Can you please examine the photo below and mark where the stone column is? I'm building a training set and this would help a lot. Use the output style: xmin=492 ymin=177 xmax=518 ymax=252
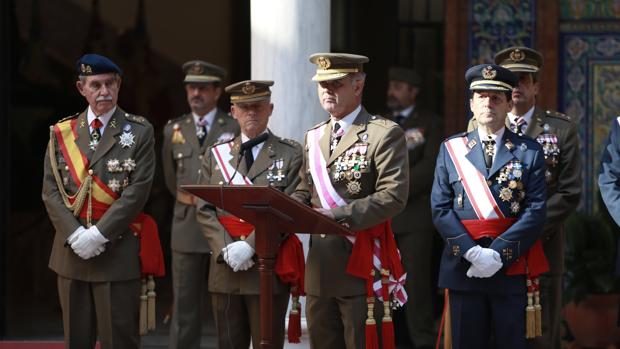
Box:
xmin=251 ymin=0 xmax=330 ymax=143
xmin=251 ymin=1 xmax=330 ymax=341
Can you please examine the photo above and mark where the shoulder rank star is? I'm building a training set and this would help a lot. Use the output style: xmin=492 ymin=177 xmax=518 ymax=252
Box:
xmin=119 ymin=131 xmax=136 ymax=148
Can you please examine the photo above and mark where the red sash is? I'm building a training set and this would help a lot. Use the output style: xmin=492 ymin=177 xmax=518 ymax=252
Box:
xmin=55 ymin=118 xmax=165 ymax=277
xmin=461 ymin=218 xmax=549 ymax=277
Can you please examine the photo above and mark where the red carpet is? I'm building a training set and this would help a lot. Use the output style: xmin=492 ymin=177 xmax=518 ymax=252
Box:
xmin=0 ymin=342 xmax=100 ymax=348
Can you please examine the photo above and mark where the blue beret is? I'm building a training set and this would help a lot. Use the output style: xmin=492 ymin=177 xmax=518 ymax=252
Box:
xmin=76 ymin=54 xmax=123 ymax=76
xmin=465 ymin=64 xmax=516 ymax=92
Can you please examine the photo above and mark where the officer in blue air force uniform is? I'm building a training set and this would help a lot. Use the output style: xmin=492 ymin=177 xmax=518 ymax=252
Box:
xmin=431 ymin=64 xmax=547 ymax=349
xmin=600 ymin=116 xmax=620 ymax=227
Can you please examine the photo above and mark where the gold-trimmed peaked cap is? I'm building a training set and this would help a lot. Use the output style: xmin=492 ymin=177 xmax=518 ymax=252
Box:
xmin=225 ymin=80 xmax=273 ymax=103
xmin=309 ymin=53 xmax=369 ymax=82
xmin=182 ymin=60 xmax=226 ymax=83
xmin=466 ymin=64 xmax=517 ymax=92
xmin=494 ymin=46 xmax=543 ymax=73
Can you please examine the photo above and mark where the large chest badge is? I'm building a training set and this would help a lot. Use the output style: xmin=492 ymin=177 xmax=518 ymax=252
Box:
xmin=495 ymin=160 xmax=525 ymax=215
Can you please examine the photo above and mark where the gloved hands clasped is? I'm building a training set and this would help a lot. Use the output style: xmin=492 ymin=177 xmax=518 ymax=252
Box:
xmin=67 ymin=225 xmax=108 ymax=260
xmin=463 ymin=245 xmax=503 ymax=278
xmin=222 ymin=240 xmax=255 ymax=272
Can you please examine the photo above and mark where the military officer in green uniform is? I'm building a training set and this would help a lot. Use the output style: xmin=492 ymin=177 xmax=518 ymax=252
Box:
xmin=43 ymin=54 xmax=157 ymax=348
xmin=468 ymin=47 xmax=581 ymax=348
xmin=385 ymin=67 xmax=441 ymax=349
xmin=162 ymin=60 xmax=239 ymax=349
xmin=292 ymin=53 xmax=409 ymax=349
xmin=196 ymin=80 xmax=303 ymax=349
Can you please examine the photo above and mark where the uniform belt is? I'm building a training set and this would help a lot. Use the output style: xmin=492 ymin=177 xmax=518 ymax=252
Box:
xmin=461 ymin=218 xmax=548 ymax=276
xmin=176 ymin=189 xmax=197 ymax=206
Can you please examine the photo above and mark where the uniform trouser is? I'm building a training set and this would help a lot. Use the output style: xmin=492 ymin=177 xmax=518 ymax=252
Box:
xmin=306 ymin=294 xmax=385 ymax=349
xmin=57 ymin=276 xmax=140 ymax=349
xmin=169 ymin=250 xmax=210 ymax=349
xmin=450 ymin=290 xmax=527 ymax=349
xmin=529 ymin=228 xmax=564 ymax=349
xmin=211 ymin=292 xmax=289 ymax=349
xmin=395 ymin=229 xmax=436 ymax=347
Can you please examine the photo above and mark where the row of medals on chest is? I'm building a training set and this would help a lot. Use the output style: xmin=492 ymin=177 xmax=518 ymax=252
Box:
xmin=494 ymin=160 xmax=525 ymax=215
xmin=333 ymin=143 xmax=368 ymax=195
xmin=59 ymin=156 xmax=135 ymax=194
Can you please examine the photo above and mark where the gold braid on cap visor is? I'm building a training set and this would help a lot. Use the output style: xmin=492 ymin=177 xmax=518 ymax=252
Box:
xmin=470 ymin=80 xmax=514 ymax=91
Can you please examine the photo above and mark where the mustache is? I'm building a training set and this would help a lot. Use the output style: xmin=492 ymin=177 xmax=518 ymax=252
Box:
xmin=96 ymin=96 xmax=113 ymax=102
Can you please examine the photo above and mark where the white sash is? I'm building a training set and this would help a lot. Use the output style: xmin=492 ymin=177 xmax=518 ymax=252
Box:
xmin=211 ymin=141 xmax=252 ymax=185
xmin=444 ymin=137 xmax=505 ymax=219
xmin=616 ymin=116 xmax=620 ymax=127
xmin=307 ymin=124 xmax=407 ymax=306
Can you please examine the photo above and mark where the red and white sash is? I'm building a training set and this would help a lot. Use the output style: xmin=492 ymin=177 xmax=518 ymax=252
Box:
xmin=445 ymin=136 xmax=505 ymax=219
xmin=307 ymin=124 xmax=407 ymax=305
xmin=211 ymin=141 xmax=252 ymax=185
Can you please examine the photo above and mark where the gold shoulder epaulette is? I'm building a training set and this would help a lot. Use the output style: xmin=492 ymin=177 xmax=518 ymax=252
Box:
xmin=545 ymin=109 xmax=571 ymax=121
xmin=126 ymin=113 xmax=147 ymax=124
xmin=166 ymin=114 xmax=189 ymax=125
xmin=279 ymin=137 xmax=301 ymax=148
xmin=309 ymin=119 xmax=330 ymax=130
xmin=57 ymin=112 xmax=80 ymax=124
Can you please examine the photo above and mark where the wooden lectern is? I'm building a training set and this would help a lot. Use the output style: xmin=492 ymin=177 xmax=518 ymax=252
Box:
xmin=181 ymin=184 xmax=351 ymax=349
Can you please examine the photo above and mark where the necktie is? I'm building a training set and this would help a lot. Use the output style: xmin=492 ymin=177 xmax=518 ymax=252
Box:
xmin=241 ymin=133 xmax=269 ymax=171
xmin=196 ymin=117 xmax=208 ymax=146
xmin=330 ymin=122 xmax=344 ymax=154
xmin=511 ymin=116 xmax=526 ymax=134
xmin=90 ymin=117 xmax=103 ymax=149
xmin=482 ymin=136 xmax=495 ymax=170
xmin=395 ymin=114 xmax=406 ymax=128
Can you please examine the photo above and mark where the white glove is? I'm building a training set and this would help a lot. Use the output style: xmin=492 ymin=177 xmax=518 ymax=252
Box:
xmin=222 ymin=241 xmax=255 ymax=272
xmin=236 ymin=259 xmax=255 ymax=272
xmin=464 ymin=245 xmax=503 ymax=278
xmin=66 ymin=226 xmax=86 ymax=245
xmin=71 ymin=225 xmax=108 ymax=260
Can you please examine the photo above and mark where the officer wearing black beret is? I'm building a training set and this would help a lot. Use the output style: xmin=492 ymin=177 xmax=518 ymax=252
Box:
xmin=432 ymin=64 xmax=548 ymax=349
xmin=43 ymin=53 xmax=160 ymax=348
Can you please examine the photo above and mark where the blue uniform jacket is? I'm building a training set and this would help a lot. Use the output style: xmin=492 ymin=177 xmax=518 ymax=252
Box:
xmin=599 ymin=117 xmax=620 ymax=227
xmin=431 ymin=128 xmax=547 ymax=293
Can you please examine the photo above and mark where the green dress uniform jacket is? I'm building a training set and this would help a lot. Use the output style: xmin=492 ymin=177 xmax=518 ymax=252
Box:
xmin=195 ymin=132 xmax=302 ymax=349
xmin=293 ymin=108 xmax=409 ymax=297
xmin=44 ymin=107 xmax=155 ymax=282
xmin=196 ymin=132 xmax=303 ymax=294
xmin=42 ymin=107 xmax=155 ymax=349
xmin=162 ymin=110 xmax=239 ymax=253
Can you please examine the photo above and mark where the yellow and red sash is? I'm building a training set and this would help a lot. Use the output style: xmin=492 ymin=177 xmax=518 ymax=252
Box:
xmin=54 ymin=119 xmax=164 ymax=277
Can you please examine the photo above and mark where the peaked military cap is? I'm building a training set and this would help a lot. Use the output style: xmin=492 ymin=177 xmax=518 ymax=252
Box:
xmin=388 ymin=67 xmax=422 ymax=87
xmin=183 ymin=60 xmax=226 ymax=83
xmin=465 ymin=64 xmax=517 ymax=92
xmin=309 ymin=53 xmax=369 ymax=82
xmin=76 ymin=54 xmax=122 ymax=76
xmin=225 ymin=80 xmax=273 ymax=103
xmin=494 ymin=46 xmax=543 ymax=73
